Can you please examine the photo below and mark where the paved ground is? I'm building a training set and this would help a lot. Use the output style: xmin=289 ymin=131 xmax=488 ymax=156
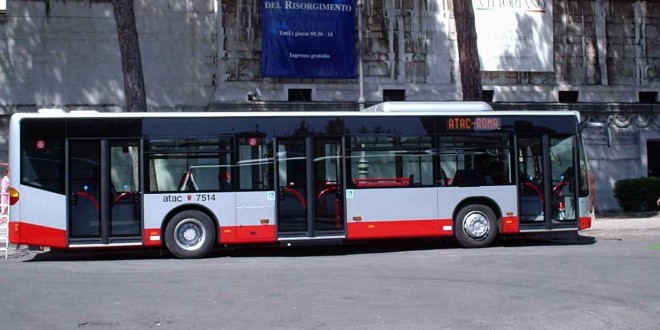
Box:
xmin=587 ymin=213 xmax=660 ymax=238
xmin=590 ymin=213 xmax=660 ymax=230
xmin=3 ymin=214 xmax=659 ymax=261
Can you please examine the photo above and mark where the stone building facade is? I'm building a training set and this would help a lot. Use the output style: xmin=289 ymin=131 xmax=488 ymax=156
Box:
xmin=0 ymin=0 xmax=658 ymax=212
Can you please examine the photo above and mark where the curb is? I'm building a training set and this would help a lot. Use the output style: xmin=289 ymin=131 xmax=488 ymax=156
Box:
xmin=591 ymin=214 xmax=660 ymax=231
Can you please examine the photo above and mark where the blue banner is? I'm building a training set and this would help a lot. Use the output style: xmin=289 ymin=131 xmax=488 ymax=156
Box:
xmin=262 ymin=0 xmax=356 ymax=78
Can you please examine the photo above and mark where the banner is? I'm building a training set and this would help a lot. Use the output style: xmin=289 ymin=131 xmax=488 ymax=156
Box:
xmin=261 ymin=0 xmax=356 ymax=78
xmin=473 ymin=0 xmax=554 ymax=72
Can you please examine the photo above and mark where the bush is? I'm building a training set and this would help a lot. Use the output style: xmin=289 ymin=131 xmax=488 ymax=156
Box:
xmin=613 ymin=177 xmax=660 ymax=212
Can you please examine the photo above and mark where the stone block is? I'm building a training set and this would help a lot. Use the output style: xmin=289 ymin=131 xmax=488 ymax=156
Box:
xmin=48 ymin=1 xmax=112 ymax=18
xmin=579 ymin=86 xmax=637 ymax=103
xmin=140 ymin=16 xmax=171 ymax=35
xmin=169 ymin=0 xmax=195 ymax=13
xmin=493 ymin=86 xmax=557 ymax=103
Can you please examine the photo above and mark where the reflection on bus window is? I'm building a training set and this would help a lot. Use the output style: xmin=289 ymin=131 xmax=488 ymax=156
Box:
xmin=439 ymin=135 xmax=512 ymax=187
xmin=21 ymin=138 xmax=65 ymax=193
xmin=237 ymin=137 xmax=272 ymax=191
xmin=550 ymin=136 xmax=577 ymax=221
xmin=146 ymin=139 xmax=233 ymax=192
xmin=518 ymin=137 xmax=544 ymax=222
xmin=347 ymin=136 xmax=434 ymax=188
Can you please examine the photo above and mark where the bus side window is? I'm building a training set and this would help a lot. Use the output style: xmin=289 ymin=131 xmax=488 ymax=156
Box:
xmin=237 ymin=138 xmax=272 ymax=191
xmin=178 ymin=170 xmax=198 ymax=191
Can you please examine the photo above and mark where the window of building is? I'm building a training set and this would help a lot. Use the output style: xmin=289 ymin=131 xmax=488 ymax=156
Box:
xmin=383 ymin=89 xmax=406 ymax=102
xmin=558 ymin=91 xmax=579 ymax=103
xmin=639 ymin=92 xmax=657 ymax=104
xmin=288 ymin=89 xmax=312 ymax=102
xmin=482 ymin=90 xmax=494 ymax=102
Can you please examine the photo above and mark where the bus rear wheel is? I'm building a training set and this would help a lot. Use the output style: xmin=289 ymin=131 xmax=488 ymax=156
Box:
xmin=165 ymin=210 xmax=215 ymax=259
xmin=454 ymin=204 xmax=497 ymax=248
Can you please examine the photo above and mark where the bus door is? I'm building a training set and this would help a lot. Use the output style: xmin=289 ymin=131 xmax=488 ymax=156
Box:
xmin=68 ymin=139 xmax=142 ymax=245
xmin=517 ymin=135 xmax=578 ymax=230
xmin=276 ymin=137 xmax=345 ymax=238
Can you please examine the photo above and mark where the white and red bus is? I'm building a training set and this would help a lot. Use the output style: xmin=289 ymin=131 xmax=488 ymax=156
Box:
xmin=7 ymin=102 xmax=594 ymax=258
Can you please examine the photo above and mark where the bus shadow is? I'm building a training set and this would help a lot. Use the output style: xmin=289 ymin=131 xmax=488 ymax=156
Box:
xmin=26 ymin=233 xmax=597 ymax=262
xmin=497 ymin=232 xmax=597 ymax=247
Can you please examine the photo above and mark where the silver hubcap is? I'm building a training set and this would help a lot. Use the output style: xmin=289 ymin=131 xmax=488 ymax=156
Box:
xmin=174 ymin=218 xmax=206 ymax=251
xmin=462 ymin=211 xmax=489 ymax=239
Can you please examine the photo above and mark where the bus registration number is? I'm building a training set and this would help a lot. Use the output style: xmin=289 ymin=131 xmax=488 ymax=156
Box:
xmin=162 ymin=194 xmax=216 ymax=203
xmin=195 ymin=194 xmax=216 ymax=202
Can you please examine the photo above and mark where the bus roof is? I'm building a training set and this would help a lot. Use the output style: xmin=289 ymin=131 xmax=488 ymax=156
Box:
xmin=13 ymin=103 xmax=580 ymax=120
xmin=362 ymin=101 xmax=493 ymax=112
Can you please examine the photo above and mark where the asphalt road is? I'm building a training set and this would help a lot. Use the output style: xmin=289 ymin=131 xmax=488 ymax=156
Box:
xmin=1 ymin=218 xmax=659 ymax=330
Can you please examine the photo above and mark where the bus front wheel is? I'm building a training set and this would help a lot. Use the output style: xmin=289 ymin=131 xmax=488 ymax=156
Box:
xmin=454 ymin=204 xmax=497 ymax=248
xmin=165 ymin=210 xmax=216 ymax=259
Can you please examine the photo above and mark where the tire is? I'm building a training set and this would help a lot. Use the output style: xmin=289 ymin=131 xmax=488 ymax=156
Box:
xmin=454 ymin=204 xmax=497 ymax=248
xmin=164 ymin=210 xmax=216 ymax=259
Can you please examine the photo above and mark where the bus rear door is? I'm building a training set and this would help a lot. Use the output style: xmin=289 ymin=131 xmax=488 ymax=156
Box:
xmin=275 ymin=137 xmax=345 ymax=239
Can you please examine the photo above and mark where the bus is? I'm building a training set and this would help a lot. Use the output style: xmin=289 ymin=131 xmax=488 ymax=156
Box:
xmin=7 ymin=102 xmax=595 ymax=258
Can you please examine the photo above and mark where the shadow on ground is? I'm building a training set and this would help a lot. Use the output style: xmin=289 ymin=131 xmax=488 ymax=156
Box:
xmin=23 ymin=233 xmax=597 ymax=262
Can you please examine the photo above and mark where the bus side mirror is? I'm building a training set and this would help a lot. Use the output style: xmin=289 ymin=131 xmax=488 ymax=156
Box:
xmin=579 ymin=120 xmax=611 ymax=147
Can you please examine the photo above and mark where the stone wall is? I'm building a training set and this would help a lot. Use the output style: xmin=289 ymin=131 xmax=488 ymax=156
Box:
xmin=484 ymin=0 xmax=660 ymax=103
xmin=0 ymin=0 xmax=657 ymax=108
xmin=0 ymin=0 xmax=216 ymax=111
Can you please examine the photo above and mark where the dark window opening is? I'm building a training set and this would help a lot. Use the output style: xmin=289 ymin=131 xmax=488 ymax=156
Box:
xmin=647 ymin=141 xmax=660 ymax=177
xmin=482 ymin=90 xmax=494 ymax=102
xmin=288 ymin=89 xmax=312 ymax=102
xmin=639 ymin=92 xmax=657 ymax=104
xmin=383 ymin=89 xmax=406 ymax=102
xmin=558 ymin=91 xmax=579 ymax=103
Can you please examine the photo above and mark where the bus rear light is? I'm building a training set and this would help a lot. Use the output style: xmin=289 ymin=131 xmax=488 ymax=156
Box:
xmin=8 ymin=187 xmax=19 ymax=205
xmin=579 ymin=217 xmax=592 ymax=230
xmin=501 ymin=217 xmax=519 ymax=234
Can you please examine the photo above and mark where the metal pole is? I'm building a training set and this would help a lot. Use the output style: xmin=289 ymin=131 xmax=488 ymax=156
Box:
xmin=357 ymin=0 xmax=365 ymax=111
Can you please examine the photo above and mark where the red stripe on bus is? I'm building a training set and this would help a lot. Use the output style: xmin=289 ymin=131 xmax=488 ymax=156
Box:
xmin=220 ymin=225 xmax=276 ymax=244
xmin=578 ymin=216 xmax=592 ymax=230
xmin=8 ymin=221 xmax=67 ymax=248
xmin=143 ymin=228 xmax=162 ymax=247
xmin=347 ymin=219 xmax=453 ymax=240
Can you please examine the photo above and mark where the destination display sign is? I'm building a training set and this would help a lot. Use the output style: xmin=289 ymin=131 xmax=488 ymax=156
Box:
xmin=447 ymin=117 xmax=501 ymax=131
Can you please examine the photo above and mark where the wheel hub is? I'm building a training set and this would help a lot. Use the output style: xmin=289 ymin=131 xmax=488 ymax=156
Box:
xmin=463 ymin=211 xmax=489 ymax=239
xmin=183 ymin=228 xmax=198 ymax=241
xmin=174 ymin=218 xmax=206 ymax=251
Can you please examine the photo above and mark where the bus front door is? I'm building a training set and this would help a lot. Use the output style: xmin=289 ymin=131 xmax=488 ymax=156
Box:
xmin=68 ymin=139 xmax=143 ymax=245
xmin=517 ymin=135 xmax=578 ymax=231
xmin=276 ymin=137 xmax=345 ymax=238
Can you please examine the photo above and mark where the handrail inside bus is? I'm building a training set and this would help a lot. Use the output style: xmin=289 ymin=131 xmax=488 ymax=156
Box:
xmin=353 ymin=177 xmax=412 ymax=188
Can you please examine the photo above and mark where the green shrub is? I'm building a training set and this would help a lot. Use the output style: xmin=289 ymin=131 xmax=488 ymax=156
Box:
xmin=613 ymin=177 xmax=660 ymax=212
